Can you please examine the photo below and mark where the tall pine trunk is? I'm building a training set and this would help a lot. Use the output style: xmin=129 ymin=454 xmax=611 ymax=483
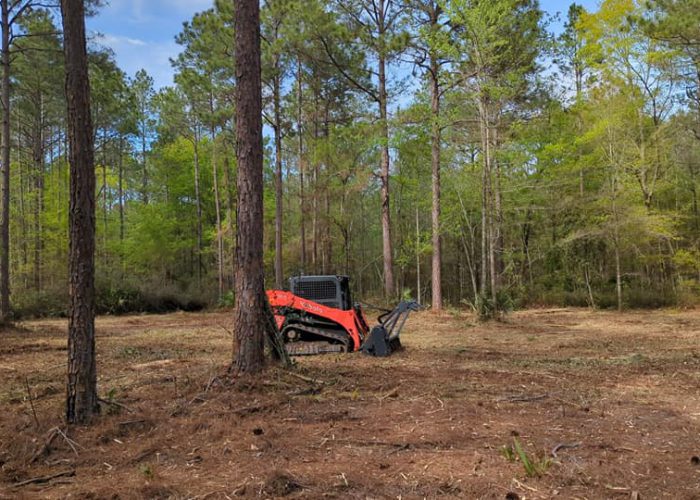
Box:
xmin=62 ymin=0 xmax=99 ymax=424
xmin=32 ymin=93 xmax=44 ymax=292
xmin=193 ymin=133 xmax=203 ymax=287
xmin=429 ymin=52 xmax=442 ymax=311
xmin=118 ymin=136 xmax=124 ymax=241
xmin=211 ymin=127 xmax=224 ymax=301
xmin=297 ymin=58 xmax=306 ymax=271
xmin=378 ymin=54 xmax=394 ymax=298
xmin=273 ymin=70 xmax=283 ymax=288
xmin=232 ymin=0 xmax=266 ymax=374
xmin=0 ymin=0 xmax=10 ymax=321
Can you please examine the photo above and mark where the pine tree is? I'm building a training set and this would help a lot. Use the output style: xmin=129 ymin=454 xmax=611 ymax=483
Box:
xmin=62 ymin=0 xmax=99 ymax=424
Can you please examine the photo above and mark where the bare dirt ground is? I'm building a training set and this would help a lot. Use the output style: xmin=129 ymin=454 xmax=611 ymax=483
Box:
xmin=1 ymin=308 xmax=699 ymax=499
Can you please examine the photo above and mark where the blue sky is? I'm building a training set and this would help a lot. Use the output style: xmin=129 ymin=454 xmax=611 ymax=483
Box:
xmin=88 ymin=0 xmax=600 ymax=89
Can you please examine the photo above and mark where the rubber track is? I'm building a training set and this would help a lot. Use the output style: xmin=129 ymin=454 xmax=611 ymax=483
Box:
xmin=282 ymin=324 xmax=350 ymax=355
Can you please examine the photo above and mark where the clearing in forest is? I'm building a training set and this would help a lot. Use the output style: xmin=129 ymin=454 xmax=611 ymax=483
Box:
xmin=0 ymin=308 xmax=699 ymax=498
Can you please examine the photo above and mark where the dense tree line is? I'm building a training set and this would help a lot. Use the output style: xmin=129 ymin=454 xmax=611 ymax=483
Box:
xmin=1 ymin=0 xmax=699 ymax=321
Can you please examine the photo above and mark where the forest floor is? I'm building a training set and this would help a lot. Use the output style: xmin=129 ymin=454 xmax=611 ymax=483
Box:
xmin=0 ymin=308 xmax=699 ymax=499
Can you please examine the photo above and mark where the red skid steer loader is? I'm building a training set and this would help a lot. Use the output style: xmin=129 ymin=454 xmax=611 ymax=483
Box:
xmin=267 ymin=275 xmax=420 ymax=356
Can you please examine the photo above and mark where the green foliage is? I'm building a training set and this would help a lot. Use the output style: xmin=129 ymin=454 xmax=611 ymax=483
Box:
xmin=6 ymin=0 xmax=700 ymax=317
xmin=513 ymin=438 xmax=552 ymax=477
xmin=500 ymin=444 xmax=516 ymax=462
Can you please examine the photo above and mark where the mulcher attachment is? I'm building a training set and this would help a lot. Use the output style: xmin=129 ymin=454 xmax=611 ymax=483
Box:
xmin=360 ymin=325 xmax=394 ymax=357
xmin=360 ymin=301 xmax=421 ymax=357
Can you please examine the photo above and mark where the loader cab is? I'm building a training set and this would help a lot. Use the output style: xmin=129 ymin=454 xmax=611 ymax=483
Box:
xmin=289 ymin=275 xmax=353 ymax=311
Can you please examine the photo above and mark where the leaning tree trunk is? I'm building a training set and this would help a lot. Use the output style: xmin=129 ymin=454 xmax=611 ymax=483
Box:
xmin=62 ymin=0 xmax=99 ymax=424
xmin=231 ymin=0 xmax=266 ymax=374
xmin=0 ymin=0 xmax=11 ymax=322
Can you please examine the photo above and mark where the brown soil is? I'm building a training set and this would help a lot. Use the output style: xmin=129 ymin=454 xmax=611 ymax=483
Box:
xmin=1 ymin=308 xmax=699 ymax=499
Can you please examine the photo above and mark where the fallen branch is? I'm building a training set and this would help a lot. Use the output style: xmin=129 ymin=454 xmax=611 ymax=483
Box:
xmin=379 ymin=386 xmax=400 ymax=400
xmin=230 ymin=403 xmax=268 ymax=416
xmin=30 ymin=428 xmax=60 ymax=463
xmin=287 ymin=387 xmax=322 ymax=397
xmin=24 ymin=377 xmax=40 ymax=428
xmin=498 ymin=394 xmax=548 ymax=403
xmin=98 ymin=397 xmax=134 ymax=413
xmin=287 ymin=372 xmax=327 ymax=386
xmin=205 ymin=375 xmax=222 ymax=393
xmin=512 ymin=478 xmax=538 ymax=492
xmin=118 ymin=419 xmax=147 ymax=428
xmin=55 ymin=428 xmax=82 ymax=456
xmin=604 ymin=484 xmax=630 ymax=492
xmin=552 ymin=442 xmax=581 ymax=458
xmin=13 ymin=470 xmax=75 ymax=487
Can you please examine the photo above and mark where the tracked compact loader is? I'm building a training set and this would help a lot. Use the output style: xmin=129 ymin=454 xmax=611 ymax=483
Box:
xmin=266 ymin=275 xmax=419 ymax=357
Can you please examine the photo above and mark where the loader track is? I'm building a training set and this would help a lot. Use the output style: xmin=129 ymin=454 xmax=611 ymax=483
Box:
xmin=282 ymin=323 xmax=351 ymax=355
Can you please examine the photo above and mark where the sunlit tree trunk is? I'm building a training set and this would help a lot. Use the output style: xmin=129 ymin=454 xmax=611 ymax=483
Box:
xmin=232 ymin=0 xmax=266 ymax=374
xmin=429 ymin=50 xmax=442 ymax=310
xmin=62 ymin=0 xmax=99 ymax=424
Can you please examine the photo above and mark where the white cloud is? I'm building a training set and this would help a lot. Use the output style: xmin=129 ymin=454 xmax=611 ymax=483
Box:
xmin=98 ymin=33 xmax=147 ymax=48
xmin=87 ymin=0 xmax=217 ymax=89
xmin=124 ymin=0 xmax=213 ymax=23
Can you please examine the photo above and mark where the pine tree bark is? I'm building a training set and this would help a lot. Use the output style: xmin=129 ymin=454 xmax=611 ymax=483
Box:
xmin=118 ymin=136 xmax=124 ymax=241
xmin=0 ymin=0 xmax=11 ymax=322
xmin=62 ymin=0 xmax=98 ymax=424
xmin=297 ymin=58 xmax=306 ymax=271
xmin=429 ymin=51 xmax=442 ymax=311
xmin=193 ymin=132 xmax=203 ymax=287
xmin=273 ymin=70 xmax=283 ymax=288
xmin=211 ymin=126 xmax=224 ymax=301
xmin=33 ymin=94 xmax=44 ymax=292
xmin=378 ymin=53 xmax=395 ymax=298
xmin=223 ymin=155 xmax=235 ymax=289
xmin=140 ymin=114 xmax=148 ymax=204
xmin=232 ymin=0 xmax=266 ymax=374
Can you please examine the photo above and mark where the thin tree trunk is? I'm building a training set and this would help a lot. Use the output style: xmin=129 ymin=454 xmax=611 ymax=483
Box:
xmin=478 ymin=95 xmax=488 ymax=301
xmin=0 ymin=0 xmax=11 ymax=321
xmin=232 ymin=0 xmax=266 ymax=374
xmin=379 ymin=54 xmax=395 ymax=297
xmin=212 ymin=127 xmax=224 ymax=301
xmin=118 ymin=136 xmax=124 ymax=241
xmin=311 ymin=89 xmax=319 ymax=272
xmin=101 ymin=127 xmax=107 ymax=265
xmin=415 ymin=208 xmax=421 ymax=302
xmin=324 ymin=189 xmax=330 ymax=273
xmin=297 ymin=58 xmax=306 ymax=272
xmin=614 ymin=239 xmax=622 ymax=312
xmin=62 ymin=0 xmax=99 ymax=424
xmin=273 ymin=70 xmax=283 ymax=288
xmin=33 ymin=94 xmax=44 ymax=292
xmin=223 ymin=154 xmax=234 ymax=290
xmin=141 ymin=116 xmax=148 ymax=204
xmin=193 ymin=133 xmax=203 ymax=287
xmin=429 ymin=53 xmax=442 ymax=311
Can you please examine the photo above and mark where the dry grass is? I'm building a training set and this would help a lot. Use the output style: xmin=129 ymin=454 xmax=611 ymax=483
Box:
xmin=1 ymin=307 xmax=699 ymax=498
